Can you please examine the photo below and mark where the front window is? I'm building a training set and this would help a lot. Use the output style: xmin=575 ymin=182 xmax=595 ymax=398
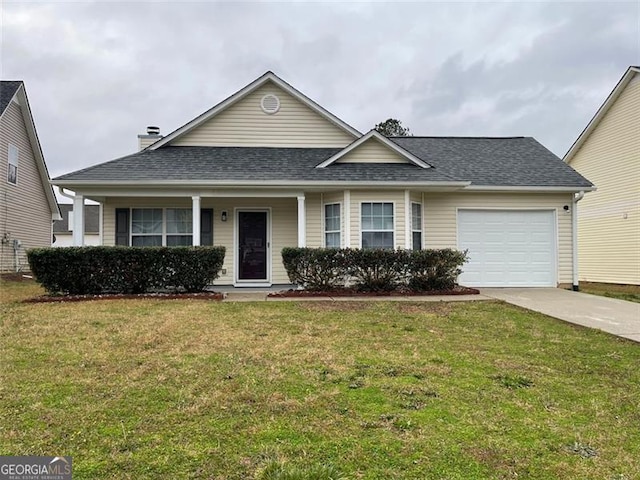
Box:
xmin=361 ymin=202 xmax=394 ymax=249
xmin=8 ymin=144 xmax=18 ymax=184
xmin=324 ymin=203 xmax=341 ymax=248
xmin=131 ymin=208 xmax=194 ymax=246
xmin=412 ymin=202 xmax=422 ymax=250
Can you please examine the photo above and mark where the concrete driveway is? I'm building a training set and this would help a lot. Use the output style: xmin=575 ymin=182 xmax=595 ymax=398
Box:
xmin=481 ymin=288 xmax=640 ymax=342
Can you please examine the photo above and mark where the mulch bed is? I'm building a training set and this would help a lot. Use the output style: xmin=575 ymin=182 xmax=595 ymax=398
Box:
xmin=22 ymin=292 xmax=224 ymax=304
xmin=268 ymin=286 xmax=480 ymax=298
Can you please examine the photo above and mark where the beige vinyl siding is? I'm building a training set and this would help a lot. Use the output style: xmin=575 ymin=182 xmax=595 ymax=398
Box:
xmin=305 ymin=193 xmax=322 ymax=248
xmin=103 ymin=197 xmax=298 ymax=285
xmin=350 ymin=191 xmax=406 ymax=249
xmin=0 ymin=101 xmax=52 ymax=272
xmin=570 ymin=74 xmax=640 ymax=284
xmin=335 ymin=138 xmax=410 ymax=164
xmin=423 ymin=192 xmax=574 ymax=285
xmin=172 ymin=82 xmax=354 ymax=148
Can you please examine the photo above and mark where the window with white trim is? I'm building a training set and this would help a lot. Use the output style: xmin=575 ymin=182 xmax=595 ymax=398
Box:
xmin=131 ymin=208 xmax=193 ymax=246
xmin=324 ymin=203 xmax=341 ymax=248
xmin=8 ymin=144 xmax=18 ymax=184
xmin=411 ymin=202 xmax=422 ymax=250
xmin=361 ymin=202 xmax=394 ymax=249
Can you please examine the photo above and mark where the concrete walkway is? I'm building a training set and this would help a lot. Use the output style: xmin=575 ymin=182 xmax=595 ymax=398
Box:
xmin=481 ymin=288 xmax=640 ymax=343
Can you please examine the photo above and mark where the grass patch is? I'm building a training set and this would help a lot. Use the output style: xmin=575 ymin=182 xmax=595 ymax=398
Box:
xmin=579 ymin=282 xmax=640 ymax=303
xmin=1 ymin=279 xmax=639 ymax=479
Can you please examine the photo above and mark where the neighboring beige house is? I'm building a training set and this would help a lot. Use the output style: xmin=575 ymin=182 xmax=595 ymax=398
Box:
xmin=0 ymin=81 xmax=60 ymax=273
xmin=52 ymin=203 xmax=101 ymax=247
xmin=53 ymin=72 xmax=592 ymax=288
xmin=564 ymin=66 xmax=640 ymax=285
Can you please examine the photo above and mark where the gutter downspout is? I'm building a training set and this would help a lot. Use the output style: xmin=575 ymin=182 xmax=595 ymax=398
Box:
xmin=572 ymin=191 xmax=585 ymax=291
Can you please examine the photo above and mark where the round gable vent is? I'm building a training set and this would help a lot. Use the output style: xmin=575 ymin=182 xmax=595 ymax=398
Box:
xmin=260 ymin=94 xmax=280 ymax=114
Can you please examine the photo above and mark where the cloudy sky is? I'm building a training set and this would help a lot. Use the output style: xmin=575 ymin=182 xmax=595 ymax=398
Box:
xmin=1 ymin=0 xmax=638 ymax=196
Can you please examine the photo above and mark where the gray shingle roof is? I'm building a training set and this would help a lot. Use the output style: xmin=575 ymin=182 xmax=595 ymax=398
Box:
xmin=54 ymin=137 xmax=592 ymax=188
xmin=392 ymin=136 xmax=592 ymax=187
xmin=0 ymin=81 xmax=22 ymax=115
xmin=55 ymin=147 xmax=460 ymax=183
xmin=54 ymin=204 xmax=100 ymax=234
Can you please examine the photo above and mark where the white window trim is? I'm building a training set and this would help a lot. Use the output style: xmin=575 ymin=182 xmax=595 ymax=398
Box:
xmin=7 ymin=144 xmax=18 ymax=185
xmin=129 ymin=207 xmax=194 ymax=247
xmin=323 ymin=202 xmax=342 ymax=248
xmin=359 ymin=201 xmax=396 ymax=249
xmin=411 ymin=202 xmax=423 ymax=250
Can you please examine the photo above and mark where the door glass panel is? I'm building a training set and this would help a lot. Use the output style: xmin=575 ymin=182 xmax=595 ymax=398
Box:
xmin=238 ymin=211 xmax=268 ymax=281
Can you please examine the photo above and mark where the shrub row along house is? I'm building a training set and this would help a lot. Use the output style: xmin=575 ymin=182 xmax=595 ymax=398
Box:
xmin=0 ymin=81 xmax=60 ymax=273
xmin=53 ymin=72 xmax=593 ymax=288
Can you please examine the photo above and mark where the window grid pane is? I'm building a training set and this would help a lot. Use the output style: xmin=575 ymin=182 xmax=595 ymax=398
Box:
xmin=361 ymin=202 xmax=394 ymax=250
xmin=167 ymin=208 xmax=193 ymax=234
xmin=132 ymin=208 xmax=162 ymax=234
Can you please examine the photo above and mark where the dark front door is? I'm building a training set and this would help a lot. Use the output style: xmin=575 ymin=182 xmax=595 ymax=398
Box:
xmin=238 ymin=211 xmax=268 ymax=281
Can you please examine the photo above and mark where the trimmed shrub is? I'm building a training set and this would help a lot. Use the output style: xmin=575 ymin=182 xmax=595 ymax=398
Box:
xmin=345 ymin=248 xmax=410 ymax=292
xmin=281 ymin=247 xmax=348 ymax=291
xmin=281 ymin=247 xmax=468 ymax=292
xmin=406 ymin=248 xmax=468 ymax=291
xmin=27 ymin=246 xmax=225 ymax=294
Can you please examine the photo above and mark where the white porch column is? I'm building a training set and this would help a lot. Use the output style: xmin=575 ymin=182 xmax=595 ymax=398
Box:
xmin=72 ymin=194 xmax=84 ymax=246
xmin=297 ymin=194 xmax=306 ymax=247
xmin=192 ymin=195 xmax=201 ymax=246
xmin=344 ymin=190 xmax=351 ymax=248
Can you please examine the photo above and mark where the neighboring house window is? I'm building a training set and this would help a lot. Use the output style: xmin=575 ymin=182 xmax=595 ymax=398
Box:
xmin=361 ymin=202 xmax=394 ymax=249
xmin=412 ymin=202 xmax=422 ymax=250
xmin=166 ymin=208 xmax=193 ymax=246
xmin=131 ymin=208 xmax=163 ymax=246
xmin=7 ymin=144 xmax=18 ymax=184
xmin=324 ymin=203 xmax=341 ymax=248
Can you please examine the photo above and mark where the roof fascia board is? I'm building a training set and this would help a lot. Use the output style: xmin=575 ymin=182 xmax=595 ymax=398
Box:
xmin=315 ymin=130 xmax=431 ymax=169
xmin=465 ymin=185 xmax=597 ymax=193
xmin=52 ymin=179 xmax=469 ymax=189
xmin=564 ymin=66 xmax=639 ymax=164
xmin=150 ymin=72 xmax=361 ymax=150
xmin=15 ymin=85 xmax=62 ymax=220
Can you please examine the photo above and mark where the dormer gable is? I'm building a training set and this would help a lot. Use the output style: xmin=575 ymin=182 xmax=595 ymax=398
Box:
xmin=316 ymin=130 xmax=431 ymax=169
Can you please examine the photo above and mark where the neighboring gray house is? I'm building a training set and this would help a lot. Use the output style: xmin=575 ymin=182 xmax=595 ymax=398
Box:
xmin=53 ymin=71 xmax=593 ymax=288
xmin=53 ymin=203 xmax=101 ymax=247
xmin=0 ymin=81 xmax=60 ymax=272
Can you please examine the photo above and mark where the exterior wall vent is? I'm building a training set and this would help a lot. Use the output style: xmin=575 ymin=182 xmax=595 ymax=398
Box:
xmin=260 ymin=94 xmax=280 ymax=114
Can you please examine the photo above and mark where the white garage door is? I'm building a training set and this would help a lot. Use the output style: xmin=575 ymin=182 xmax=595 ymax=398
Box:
xmin=457 ymin=210 xmax=556 ymax=287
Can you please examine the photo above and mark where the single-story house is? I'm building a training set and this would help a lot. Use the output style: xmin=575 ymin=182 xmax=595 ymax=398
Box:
xmin=52 ymin=203 xmax=101 ymax=247
xmin=564 ymin=66 xmax=639 ymax=285
xmin=1 ymin=80 xmax=60 ymax=273
xmin=53 ymin=72 xmax=593 ymax=288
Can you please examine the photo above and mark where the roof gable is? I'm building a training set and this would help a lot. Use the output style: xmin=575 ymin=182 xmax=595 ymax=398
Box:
xmin=316 ymin=130 xmax=431 ymax=169
xmin=153 ymin=72 xmax=361 ymax=149
xmin=564 ymin=66 xmax=640 ymax=164
xmin=1 ymin=81 xmax=60 ymax=220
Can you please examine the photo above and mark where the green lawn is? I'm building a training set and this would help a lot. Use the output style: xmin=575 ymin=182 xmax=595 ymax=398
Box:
xmin=579 ymin=282 xmax=640 ymax=303
xmin=1 ymin=279 xmax=639 ymax=479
